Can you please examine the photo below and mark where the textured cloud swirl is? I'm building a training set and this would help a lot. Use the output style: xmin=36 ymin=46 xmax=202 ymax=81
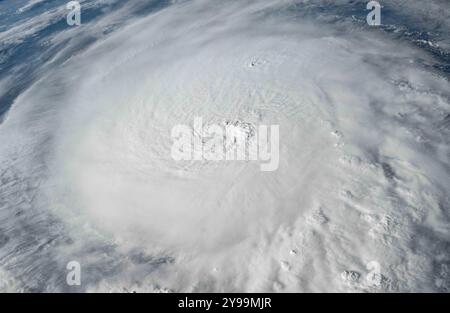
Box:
xmin=0 ymin=0 xmax=449 ymax=292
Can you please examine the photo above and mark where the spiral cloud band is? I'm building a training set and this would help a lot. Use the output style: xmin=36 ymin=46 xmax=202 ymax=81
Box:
xmin=0 ymin=0 xmax=449 ymax=292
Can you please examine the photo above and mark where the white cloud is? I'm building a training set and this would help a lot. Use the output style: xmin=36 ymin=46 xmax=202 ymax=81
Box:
xmin=0 ymin=0 xmax=449 ymax=292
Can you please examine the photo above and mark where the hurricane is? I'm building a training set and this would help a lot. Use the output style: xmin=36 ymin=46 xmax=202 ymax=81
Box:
xmin=0 ymin=0 xmax=449 ymax=292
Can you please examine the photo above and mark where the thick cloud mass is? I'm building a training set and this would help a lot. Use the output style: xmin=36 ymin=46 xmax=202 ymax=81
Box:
xmin=0 ymin=0 xmax=449 ymax=292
